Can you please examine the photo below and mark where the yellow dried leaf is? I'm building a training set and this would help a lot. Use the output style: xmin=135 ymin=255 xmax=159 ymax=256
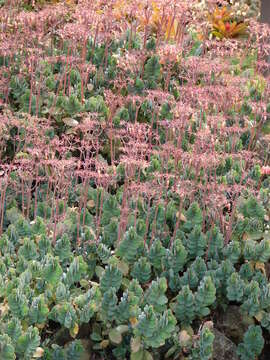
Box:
xmin=87 ymin=199 xmax=95 ymax=209
xmin=203 ymin=321 xmax=214 ymax=330
xmin=36 ymin=323 xmax=45 ymax=330
xmin=100 ymin=339 xmax=109 ymax=349
xmin=0 ymin=302 xmax=9 ymax=317
xmin=69 ymin=323 xmax=79 ymax=338
xmin=131 ymin=336 xmax=141 ymax=353
xmin=130 ymin=317 xmax=138 ymax=327
xmin=255 ymin=262 xmax=266 ymax=275
xmin=254 ymin=311 xmax=264 ymax=322
xmin=32 ymin=347 xmax=44 ymax=358
xmin=117 ymin=260 xmax=129 ymax=276
xmin=179 ymin=330 xmax=191 ymax=347
xmin=180 ymin=213 xmax=187 ymax=222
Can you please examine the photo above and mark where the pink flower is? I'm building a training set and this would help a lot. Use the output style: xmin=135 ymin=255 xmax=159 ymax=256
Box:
xmin=261 ymin=166 xmax=270 ymax=176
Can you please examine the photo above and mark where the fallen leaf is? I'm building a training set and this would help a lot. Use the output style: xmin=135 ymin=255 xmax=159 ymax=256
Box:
xmin=130 ymin=336 xmax=141 ymax=353
xmin=63 ymin=118 xmax=79 ymax=127
xmin=32 ymin=347 xmax=44 ymax=358
xmin=255 ymin=262 xmax=266 ymax=275
xmin=0 ymin=302 xmax=9 ymax=316
xmin=179 ymin=330 xmax=191 ymax=347
xmin=130 ymin=317 xmax=138 ymax=327
xmin=69 ymin=323 xmax=79 ymax=338
xmin=100 ymin=339 xmax=109 ymax=349
xmin=109 ymin=328 xmax=122 ymax=344
xmin=254 ymin=311 xmax=264 ymax=322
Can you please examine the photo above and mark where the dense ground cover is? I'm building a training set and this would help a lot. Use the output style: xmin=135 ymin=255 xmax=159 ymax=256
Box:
xmin=0 ymin=0 xmax=270 ymax=359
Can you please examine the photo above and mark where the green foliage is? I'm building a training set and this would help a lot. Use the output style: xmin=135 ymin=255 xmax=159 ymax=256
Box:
xmin=183 ymin=202 xmax=203 ymax=232
xmin=85 ymin=95 xmax=109 ymax=118
xmin=241 ymin=280 xmax=261 ymax=316
xmin=97 ymin=243 xmax=111 ymax=263
xmin=2 ymin=203 xmax=269 ymax=358
xmin=223 ymin=240 xmax=241 ymax=264
xmin=143 ymin=56 xmax=161 ymax=89
xmin=101 ymin=196 xmax=120 ymax=226
xmin=1 ymin=6 xmax=270 ymax=359
xmin=226 ymin=272 xmax=245 ymax=302
xmin=18 ymin=238 xmax=37 ymax=261
xmin=29 ymin=295 xmax=49 ymax=325
xmin=144 ymin=277 xmax=168 ymax=312
xmin=179 ymin=265 xmax=199 ymax=290
xmin=214 ymin=259 xmax=235 ymax=287
xmin=134 ymin=77 xmax=145 ymax=94
xmin=6 ymin=318 xmax=22 ymax=343
xmin=55 ymin=282 xmax=70 ymax=302
xmin=9 ymin=75 xmax=29 ymax=104
xmin=239 ymin=196 xmax=265 ymax=222
xmin=148 ymin=240 xmax=166 ymax=272
xmin=135 ymin=305 xmax=176 ymax=348
xmin=75 ymin=288 xmax=100 ymax=323
xmin=101 ymin=288 xmax=118 ymax=322
xmin=65 ymin=256 xmax=87 ymax=285
xmin=174 ymin=285 xmax=195 ymax=325
xmin=207 ymin=226 xmax=224 ymax=261
xmin=191 ymin=257 xmax=207 ymax=281
xmin=55 ymin=234 xmax=72 ymax=264
xmin=237 ymin=325 xmax=264 ymax=360
xmin=16 ymin=326 xmax=40 ymax=360
xmin=66 ymin=340 xmax=84 ymax=360
xmin=165 ymin=238 xmax=187 ymax=272
xmin=0 ymin=335 xmax=16 ymax=360
xmin=38 ymin=235 xmax=52 ymax=258
xmin=131 ymin=257 xmax=152 ymax=284
xmin=63 ymin=94 xmax=82 ymax=117
xmin=194 ymin=327 xmax=214 ymax=360
xmin=49 ymin=302 xmax=77 ymax=330
xmin=244 ymin=239 xmax=270 ymax=263
xmin=259 ymin=311 xmax=270 ymax=331
xmin=195 ymin=276 xmax=216 ymax=317
xmin=102 ymin=219 xmax=119 ymax=246
xmin=7 ymin=289 xmax=29 ymax=319
xmin=100 ymin=264 xmax=122 ymax=293
xmin=187 ymin=225 xmax=206 ymax=259
xmin=43 ymin=254 xmax=63 ymax=286
xmin=117 ymin=227 xmax=143 ymax=264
